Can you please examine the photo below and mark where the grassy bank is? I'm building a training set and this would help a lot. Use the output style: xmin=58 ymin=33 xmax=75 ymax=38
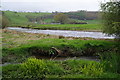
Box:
xmin=2 ymin=30 xmax=118 ymax=63
xmin=31 ymin=24 xmax=102 ymax=31
xmin=2 ymin=29 xmax=120 ymax=79
xmin=9 ymin=24 xmax=102 ymax=31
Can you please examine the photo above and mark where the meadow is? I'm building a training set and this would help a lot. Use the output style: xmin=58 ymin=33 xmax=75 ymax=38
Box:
xmin=2 ymin=29 xmax=120 ymax=79
xmin=3 ymin=11 xmax=101 ymax=31
xmin=1 ymin=11 xmax=120 ymax=79
xmin=3 ymin=11 xmax=51 ymax=25
xmin=26 ymin=24 xmax=102 ymax=31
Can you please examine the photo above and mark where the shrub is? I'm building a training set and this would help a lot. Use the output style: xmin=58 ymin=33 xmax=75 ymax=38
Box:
xmin=99 ymin=52 xmax=120 ymax=74
xmin=81 ymin=62 xmax=104 ymax=77
xmin=1 ymin=15 xmax=9 ymax=29
xmin=2 ymin=58 xmax=65 ymax=79
xmin=20 ymin=58 xmax=48 ymax=78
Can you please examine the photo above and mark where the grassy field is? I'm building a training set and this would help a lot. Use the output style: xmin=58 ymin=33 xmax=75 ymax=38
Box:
xmin=9 ymin=24 xmax=102 ymax=31
xmin=2 ymin=11 xmax=120 ymax=79
xmin=30 ymin=24 xmax=102 ymax=31
xmin=3 ymin=11 xmax=101 ymax=32
xmin=3 ymin=11 xmax=51 ymax=25
xmin=2 ymin=29 xmax=120 ymax=79
xmin=2 ymin=29 xmax=118 ymax=63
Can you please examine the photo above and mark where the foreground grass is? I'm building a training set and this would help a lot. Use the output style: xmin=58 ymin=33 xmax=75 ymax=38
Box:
xmin=2 ymin=58 xmax=120 ymax=79
xmin=2 ymin=29 xmax=120 ymax=79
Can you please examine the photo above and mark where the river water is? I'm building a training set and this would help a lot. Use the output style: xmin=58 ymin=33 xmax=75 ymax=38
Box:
xmin=7 ymin=27 xmax=115 ymax=39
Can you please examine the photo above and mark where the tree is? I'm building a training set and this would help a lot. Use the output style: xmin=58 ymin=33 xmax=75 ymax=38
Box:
xmin=101 ymin=1 xmax=120 ymax=37
xmin=2 ymin=16 xmax=10 ymax=28
xmin=0 ymin=14 xmax=9 ymax=29
xmin=54 ymin=13 xmax=68 ymax=24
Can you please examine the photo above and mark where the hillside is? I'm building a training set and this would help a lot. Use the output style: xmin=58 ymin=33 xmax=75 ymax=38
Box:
xmin=3 ymin=11 xmax=52 ymax=25
xmin=2 ymin=11 xmax=101 ymax=27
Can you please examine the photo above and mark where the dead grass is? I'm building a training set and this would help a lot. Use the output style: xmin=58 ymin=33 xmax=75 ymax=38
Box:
xmin=2 ymin=29 xmax=59 ymax=48
xmin=2 ymin=29 xmax=114 ymax=49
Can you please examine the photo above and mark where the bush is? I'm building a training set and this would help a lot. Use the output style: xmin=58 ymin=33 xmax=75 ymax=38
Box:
xmin=2 ymin=58 xmax=120 ymax=78
xmin=99 ymin=52 xmax=120 ymax=74
xmin=81 ymin=62 xmax=104 ymax=77
xmin=54 ymin=13 xmax=68 ymax=24
xmin=20 ymin=58 xmax=49 ymax=78
xmin=1 ymin=15 xmax=9 ymax=29
xmin=2 ymin=58 xmax=65 ymax=79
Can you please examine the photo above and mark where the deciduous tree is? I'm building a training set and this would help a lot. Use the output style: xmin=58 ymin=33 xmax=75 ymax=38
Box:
xmin=101 ymin=1 xmax=120 ymax=37
xmin=54 ymin=13 xmax=68 ymax=24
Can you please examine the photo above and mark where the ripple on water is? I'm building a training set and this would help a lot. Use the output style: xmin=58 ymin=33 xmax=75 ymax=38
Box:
xmin=7 ymin=27 xmax=115 ymax=39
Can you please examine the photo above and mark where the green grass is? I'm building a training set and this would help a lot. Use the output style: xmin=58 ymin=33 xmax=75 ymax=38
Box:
xmin=18 ymin=24 xmax=101 ymax=31
xmin=4 ymin=11 xmax=51 ymax=25
xmin=2 ymin=58 xmax=120 ymax=79
xmin=0 ymin=66 xmax=2 ymax=80
xmin=2 ymin=29 xmax=119 ymax=63
xmin=2 ymin=38 xmax=118 ymax=63
xmin=3 ymin=11 xmax=102 ymax=31
xmin=2 ymin=29 xmax=59 ymax=49
xmin=86 ymin=20 xmax=101 ymax=24
xmin=2 ymin=29 xmax=120 ymax=79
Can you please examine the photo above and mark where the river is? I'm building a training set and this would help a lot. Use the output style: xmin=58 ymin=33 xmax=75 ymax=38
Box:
xmin=6 ymin=27 xmax=115 ymax=39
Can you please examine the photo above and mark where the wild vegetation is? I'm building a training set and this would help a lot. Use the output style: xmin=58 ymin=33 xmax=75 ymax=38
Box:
xmin=1 ymin=1 xmax=120 ymax=78
xmin=2 ymin=28 xmax=120 ymax=79
xmin=2 ymin=11 xmax=100 ymax=26
xmin=54 ymin=13 xmax=68 ymax=24
xmin=0 ymin=14 xmax=9 ymax=29
xmin=2 ymin=56 xmax=120 ymax=79
xmin=101 ymin=1 xmax=120 ymax=37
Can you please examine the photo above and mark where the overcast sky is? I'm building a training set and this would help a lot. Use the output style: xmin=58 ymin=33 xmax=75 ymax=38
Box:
xmin=1 ymin=0 xmax=110 ymax=12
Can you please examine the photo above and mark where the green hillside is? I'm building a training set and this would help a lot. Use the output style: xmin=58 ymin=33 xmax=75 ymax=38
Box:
xmin=2 ymin=11 xmax=101 ymax=28
xmin=3 ymin=11 xmax=51 ymax=25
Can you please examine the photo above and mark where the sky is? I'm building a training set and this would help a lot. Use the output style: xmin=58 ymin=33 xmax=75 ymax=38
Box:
xmin=1 ymin=0 xmax=110 ymax=12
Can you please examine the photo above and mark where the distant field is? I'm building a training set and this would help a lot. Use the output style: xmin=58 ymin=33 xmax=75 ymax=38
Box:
xmin=24 ymin=24 xmax=102 ymax=31
xmin=4 ymin=11 xmax=101 ymax=26
xmin=3 ymin=11 xmax=101 ymax=31
xmin=9 ymin=24 xmax=102 ymax=31
xmin=4 ymin=11 xmax=51 ymax=25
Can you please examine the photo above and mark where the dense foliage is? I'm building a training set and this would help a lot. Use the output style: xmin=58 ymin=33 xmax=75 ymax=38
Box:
xmin=101 ymin=1 xmax=120 ymax=37
xmin=0 ymin=14 xmax=9 ymax=28
xmin=2 ymin=56 xmax=120 ymax=79
xmin=54 ymin=13 xmax=68 ymax=24
xmin=65 ymin=11 xmax=98 ymax=20
xmin=2 ymin=11 xmax=100 ymax=27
